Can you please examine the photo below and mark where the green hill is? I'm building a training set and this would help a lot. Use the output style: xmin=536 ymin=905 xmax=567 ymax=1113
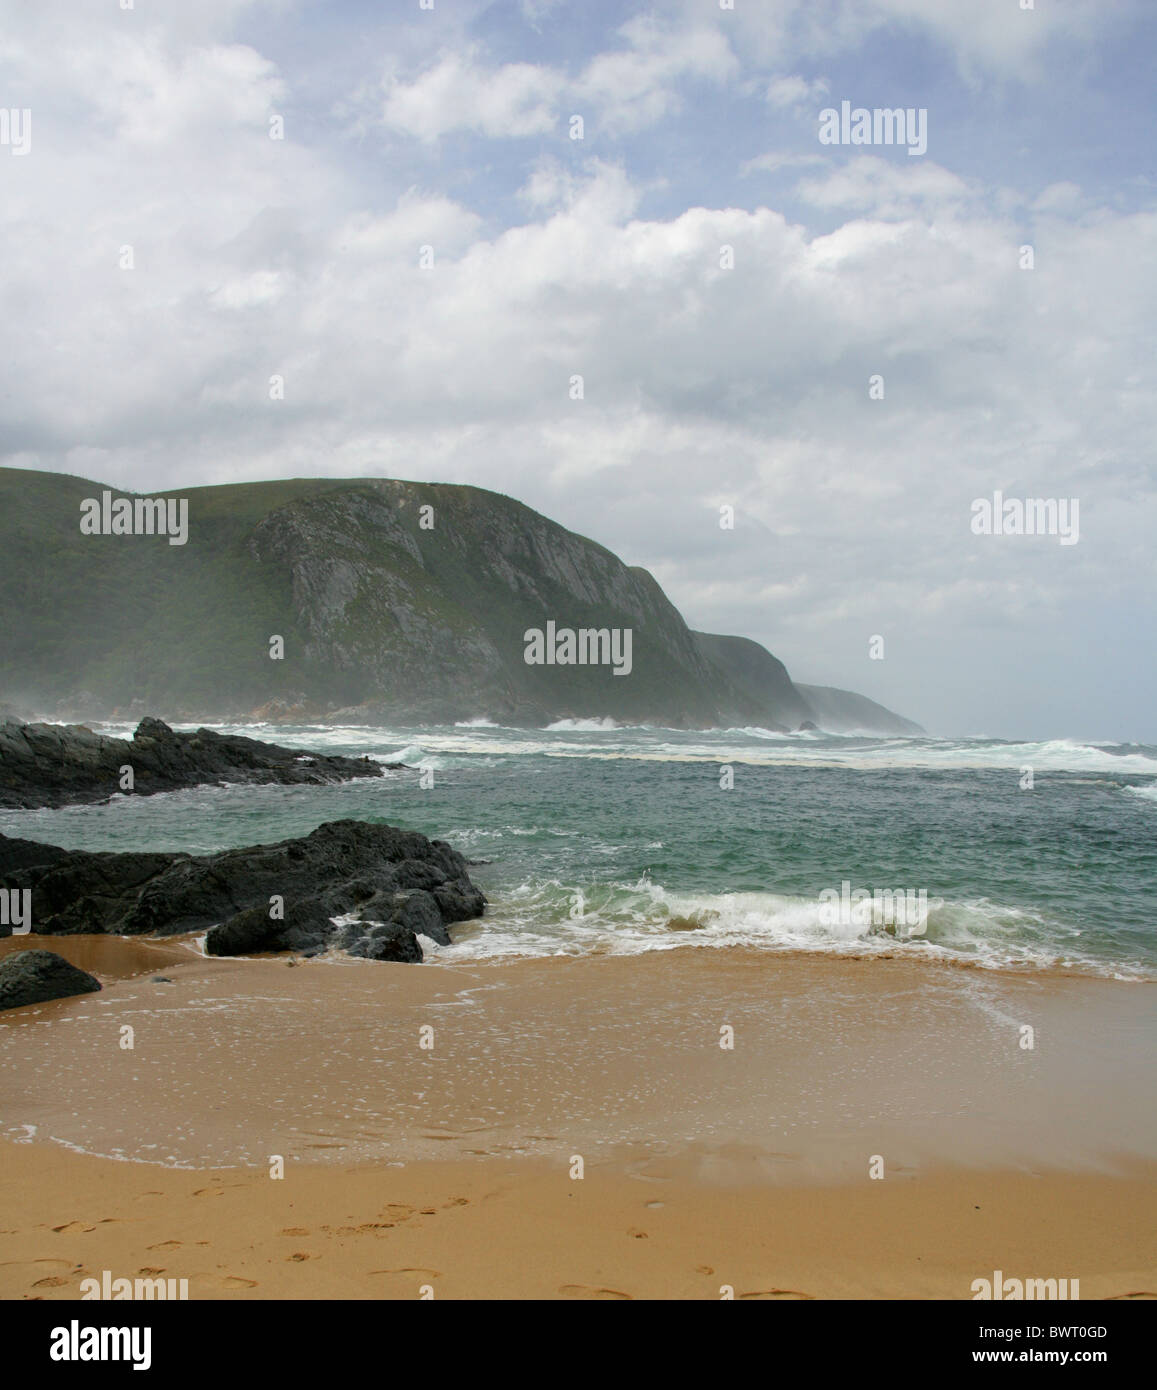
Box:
xmin=0 ymin=467 xmax=922 ymax=732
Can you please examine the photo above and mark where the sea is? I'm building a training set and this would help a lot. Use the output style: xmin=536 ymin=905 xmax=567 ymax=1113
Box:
xmin=3 ymin=720 xmax=1155 ymax=981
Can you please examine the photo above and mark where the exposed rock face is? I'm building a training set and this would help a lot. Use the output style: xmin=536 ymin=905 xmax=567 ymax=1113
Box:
xmin=0 ymin=949 xmax=102 ymax=1010
xmin=242 ymin=481 xmax=739 ymax=726
xmin=691 ymin=631 xmax=813 ymax=731
xmin=0 ymin=717 xmax=393 ymax=810
xmin=0 ymin=467 xmax=922 ymax=733
xmin=0 ymin=820 xmax=485 ymax=962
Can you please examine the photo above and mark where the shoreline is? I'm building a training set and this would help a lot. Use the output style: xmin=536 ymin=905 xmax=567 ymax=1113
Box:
xmin=3 ymin=925 xmax=1153 ymax=984
xmin=2 ymin=941 xmax=1154 ymax=1300
xmin=2 ymin=940 xmax=1153 ymax=1172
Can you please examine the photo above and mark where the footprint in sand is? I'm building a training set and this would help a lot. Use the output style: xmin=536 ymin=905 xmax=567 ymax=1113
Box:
xmin=379 ymin=1203 xmax=416 ymax=1224
xmin=280 ymin=1228 xmax=311 ymax=1237
xmin=147 ymin=1240 xmax=183 ymax=1252
xmin=137 ymin=1267 xmax=166 ymax=1276
xmin=1106 ymin=1291 xmax=1156 ymax=1299
xmin=195 ymin=1274 xmax=258 ymax=1290
xmin=627 ymin=1228 xmax=649 ymax=1239
xmin=696 ymin=1265 xmax=715 ymax=1275
xmin=192 ymin=1180 xmax=246 ymax=1198
xmin=369 ymin=1266 xmax=440 ymax=1278
xmin=559 ymin=1284 xmax=633 ymax=1300
xmin=286 ymin=1253 xmax=313 ymax=1262
xmin=738 ymin=1289 xmax=814 ymax=1300
xmin=52 ymin=1221 xmax=95 ymax=1234
xmin=31 ymin=1276 xmax=71 ymax=1288
xmin=443 ymin=1197 xmax=469 ymax=1208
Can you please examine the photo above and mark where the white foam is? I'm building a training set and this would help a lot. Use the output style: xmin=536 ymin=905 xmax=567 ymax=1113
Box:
xmin=543 ymin=717 xmax=622 ymax=731
xmin=437 ymin=880 xmax=1151 ymax=979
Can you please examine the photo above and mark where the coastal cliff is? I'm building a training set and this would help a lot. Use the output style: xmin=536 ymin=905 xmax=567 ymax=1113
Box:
xmin=0 ymin=467 xmax=922 ymax=733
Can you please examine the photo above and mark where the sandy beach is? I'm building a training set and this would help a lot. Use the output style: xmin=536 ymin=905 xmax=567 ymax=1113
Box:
xmin=3 ymin=1142 xmax=1155 ymax=1301
xmin=2 ymin=937 xmax=1155 ymax=1300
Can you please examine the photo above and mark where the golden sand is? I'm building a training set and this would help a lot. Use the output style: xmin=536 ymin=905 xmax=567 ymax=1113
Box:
xmin=1 ymin=938 xmax=1154 ymax=1299
xmin=2 ymin=1143 xmax=1155 ymax=1300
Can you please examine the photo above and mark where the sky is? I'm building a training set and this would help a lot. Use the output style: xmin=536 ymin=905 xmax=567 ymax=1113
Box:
xmin=1 ymin=0 xmax=1154 ymax=740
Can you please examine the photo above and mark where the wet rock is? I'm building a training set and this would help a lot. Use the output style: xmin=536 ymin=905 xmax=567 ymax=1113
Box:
xmin=0 ymin=717 xmax=397 ymax=811
xmin=0 ymin=949 xmax=102 ymax=1010
xmin=2 ymin=820 xmax=485 ymax=965
xmin=335 ymin=920 xmax=423 ymax=964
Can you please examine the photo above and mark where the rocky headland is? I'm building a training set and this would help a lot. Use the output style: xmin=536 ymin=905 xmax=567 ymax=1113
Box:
xmin=0 ymin=717 xmax=396 ymax=811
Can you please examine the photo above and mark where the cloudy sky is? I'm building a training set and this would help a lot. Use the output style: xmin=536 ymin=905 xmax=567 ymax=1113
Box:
xmin=2 ymin=0 xmax=1154 ymax=740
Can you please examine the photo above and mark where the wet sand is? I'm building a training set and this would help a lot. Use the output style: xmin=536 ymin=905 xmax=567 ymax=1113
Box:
xmin=1 ymin=939 xmax=1154 ymax=1298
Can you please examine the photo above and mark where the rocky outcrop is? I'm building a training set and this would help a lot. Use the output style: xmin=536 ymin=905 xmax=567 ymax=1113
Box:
xmin=0 ymin=820 xmax=485 ymax=962
xmin=0 ymin=949 xmax=102 ymax=1010
xmin=0 ymin=717 xmax=395 ymax=811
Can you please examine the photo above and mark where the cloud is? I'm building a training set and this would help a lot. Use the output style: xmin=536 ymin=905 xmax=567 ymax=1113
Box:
xmin=572 ymin=15 xmax=739 ymax=134
xmin=795 ymin=155 xmax=978 ymax=217
xmin=382 ymin=48 xmax=561 ymax=142
xmin=0 ymin=0 xmax=1153 ymax=735
xmin=765 ymin=74 xmax=830 ymax=109
xmin=741 ymin=152 xmax=829 ymax=177
xmin=378 ymin=14 xmax=738 ymax=144
xmin=718 ymin=0 xmax=1139 ymax=82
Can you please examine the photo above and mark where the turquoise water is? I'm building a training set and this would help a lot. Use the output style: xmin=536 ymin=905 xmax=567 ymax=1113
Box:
xmin=4 ymin=722 xmax=1156 ymax=978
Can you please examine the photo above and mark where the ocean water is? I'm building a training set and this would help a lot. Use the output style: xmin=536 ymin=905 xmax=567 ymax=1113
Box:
xmin=3 ymin=722 xmax=1156 ymax=980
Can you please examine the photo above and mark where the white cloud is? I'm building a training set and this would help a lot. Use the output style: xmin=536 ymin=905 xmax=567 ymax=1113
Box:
xmin=0 ymin=0 xmax=1152 ymax=735
xmin=378 ymin=15 xmax=739 ymax=144
xmin=765 ymin=74 xmax=830 ymax=109
xmin=795 ymin=155 xmax=979 ymax=217
xmin=572 ymin=15 xmax=739 ymax=135
xmin=382 ymin=49 xmax=561 ymax=142
xmin=741 ymin=152 xmax=828 ymax=177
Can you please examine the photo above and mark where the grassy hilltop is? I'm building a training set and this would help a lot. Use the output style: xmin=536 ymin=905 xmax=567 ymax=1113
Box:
xmin=0 ymin=467 xmax=921 ymax=732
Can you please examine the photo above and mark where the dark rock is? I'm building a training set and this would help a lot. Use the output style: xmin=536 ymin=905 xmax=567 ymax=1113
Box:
xmin=1 ymin=820 xmax=485 ymax=965
xmin=204 ymin=906 xmax=282 ymax=956
xmin=0 ymin=949 xmax=102 ymax=1010
xmin=0 ymin=844 xmax=183 ymax=936
xmin=356 ymin=889 xmax=451 ymax=946
xmin=205 ymin=899 xmax=335 ymax=957
xmin=432 ymin=880 xmax=488 ymax=924
xmin=0 ymin=717 xmax=399 ymax=811
xmin=151 ymin=975 xmax=173 ymax=983
xmin=336 ymin=920 xmax=423 ymax=963
xmin=0 ymin=835 xmax=74 ymax=877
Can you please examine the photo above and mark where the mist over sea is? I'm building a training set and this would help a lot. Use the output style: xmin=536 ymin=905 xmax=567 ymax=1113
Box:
xmin=5 ymin=722 xmax=1155 ymax=979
